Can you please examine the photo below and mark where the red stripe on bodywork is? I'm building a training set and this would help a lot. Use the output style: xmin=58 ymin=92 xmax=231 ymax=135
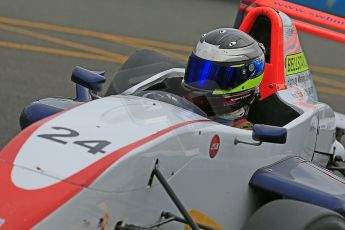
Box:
xmin=0 ymin=116 xmax=210 ymax=229
xmin=66 ymin=119 xmax=211 ymax=187
xmin=0 ymin=114 xmax=59 ymax=162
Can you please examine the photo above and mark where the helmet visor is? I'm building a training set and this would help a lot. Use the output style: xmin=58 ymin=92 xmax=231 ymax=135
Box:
xmin=184 ymin=55 xmax=264 ymax=91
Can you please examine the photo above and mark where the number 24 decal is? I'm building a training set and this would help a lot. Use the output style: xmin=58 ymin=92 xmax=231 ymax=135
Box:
xmin=38 ymin=127 xmax=111 ymax=154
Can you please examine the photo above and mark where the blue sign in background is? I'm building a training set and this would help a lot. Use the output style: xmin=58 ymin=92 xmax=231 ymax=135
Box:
xmin=287 ymin=0 xmax=345 ymax=18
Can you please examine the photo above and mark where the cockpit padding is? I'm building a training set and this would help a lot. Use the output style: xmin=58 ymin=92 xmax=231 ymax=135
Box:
xmin=247 ymin=93 xmax=299 ymax=127
xmin=249 ymin=15 xmax=271 ymax=63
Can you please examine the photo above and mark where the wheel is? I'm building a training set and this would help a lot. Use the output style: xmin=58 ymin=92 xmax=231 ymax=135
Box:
xmin=243 ymin=199 xmax=345 ymax=230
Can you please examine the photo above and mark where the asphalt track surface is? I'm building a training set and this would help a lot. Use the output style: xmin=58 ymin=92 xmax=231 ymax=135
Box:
xmin=0 ymin=0 xmax=344 ymax=148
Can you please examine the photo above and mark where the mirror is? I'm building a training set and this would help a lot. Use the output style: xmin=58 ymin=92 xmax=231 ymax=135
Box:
xmin=71 ymin=66 xmax=106 ymax=92
xmin=252 ymin=124 xmax=287 ymax=144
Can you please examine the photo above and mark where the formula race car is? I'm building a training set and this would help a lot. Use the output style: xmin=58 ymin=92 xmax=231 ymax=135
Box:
xmin=1 ymin=2 xmax=345 ymax=230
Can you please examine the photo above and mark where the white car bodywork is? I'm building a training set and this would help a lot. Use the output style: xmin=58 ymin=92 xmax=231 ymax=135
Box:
xmin=0 ymin=7 xmax=345 ymax=230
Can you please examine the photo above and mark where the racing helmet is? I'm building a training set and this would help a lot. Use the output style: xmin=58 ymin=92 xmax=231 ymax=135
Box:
xmin=183 ymin=28 xmax=265 ymax=116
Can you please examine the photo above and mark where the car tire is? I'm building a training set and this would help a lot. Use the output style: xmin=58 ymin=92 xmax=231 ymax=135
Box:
xmin=243 ymin=199 xmax=345 ymax=230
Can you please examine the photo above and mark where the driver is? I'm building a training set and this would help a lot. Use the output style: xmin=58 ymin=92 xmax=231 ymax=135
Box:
xmin=182 ymin=28 xmax=265 ymax=129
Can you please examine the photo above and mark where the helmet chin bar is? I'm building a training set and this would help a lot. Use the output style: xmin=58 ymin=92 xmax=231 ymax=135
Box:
xmin=185 ymin=86 xmax=258 ymax=117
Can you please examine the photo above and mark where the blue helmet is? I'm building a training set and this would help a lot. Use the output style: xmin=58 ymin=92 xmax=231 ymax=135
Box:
xmin=183 ymin=28 xmax=265 ymax=116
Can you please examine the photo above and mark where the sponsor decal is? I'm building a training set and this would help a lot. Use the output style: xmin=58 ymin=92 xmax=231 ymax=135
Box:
xmin=209 ymin=135 xmax=220 ymax=158
xmin=0 ymin=115 xmax=210 ymax=229
xmin=268 ymin=0 xmax=345 ymax=26
xmin=285 ymin=52 xmax=309 ymax=75
xmin=98 ymin=213 xmax=109 ymax=230
xmin=184 ymin=209 xmax=224 ymax=230
xmin=0 ymin=218 xmax=5 ymax=226
xmin=38 ymin=127 xmax=111 ymax=154
xmin=292 ymin=89 xmax=304 ymax=98
xmin=286 ymin=73 xmax=311 ymax=86
xmin=98 ymin=203 xmax=110 ymax=230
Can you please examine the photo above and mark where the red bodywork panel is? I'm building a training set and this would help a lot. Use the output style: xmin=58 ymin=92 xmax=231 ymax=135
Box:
xmin=242 ymin=0 xmax=345 ymax=44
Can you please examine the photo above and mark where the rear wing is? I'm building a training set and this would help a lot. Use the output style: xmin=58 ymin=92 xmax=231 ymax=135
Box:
xmin=235 ymin=0 xmax=345 ymax=44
